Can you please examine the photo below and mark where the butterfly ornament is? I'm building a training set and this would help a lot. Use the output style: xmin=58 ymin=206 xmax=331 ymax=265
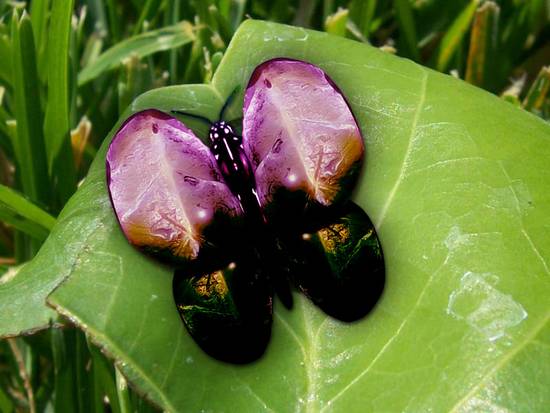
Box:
xmin=106 ymin=59 xmax=385 ymax=363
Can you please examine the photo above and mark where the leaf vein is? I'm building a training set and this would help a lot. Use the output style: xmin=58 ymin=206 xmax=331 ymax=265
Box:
xmin=498 ymin=161 xmax=550 ymax=275
xmin=160 ymin=332 xmax=183 ymax=389
xmin=321 ymin=255 xmax=450 ymax=411
xmin=448 ymin=311 xmax=550 ymax=413
xmin=274 ymin=311 xmax=307 ymax=358
xmin=375 ymin=69 xmax=428 ymax=229
xmin=98 ymin=254 xmax=125 ymax=329
xmin=231 ymin=372 xmax=276 ymax=413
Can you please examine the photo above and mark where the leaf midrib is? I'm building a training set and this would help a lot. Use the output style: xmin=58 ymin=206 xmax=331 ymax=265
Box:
xmin=374 ymin=69 xmax=428 ymax=229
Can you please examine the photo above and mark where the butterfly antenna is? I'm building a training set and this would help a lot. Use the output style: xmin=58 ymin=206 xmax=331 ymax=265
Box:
xmin=171 ymin=110 xmax=213 ymax=127
xmin=218 ymin=86 xmax=241 ymax=121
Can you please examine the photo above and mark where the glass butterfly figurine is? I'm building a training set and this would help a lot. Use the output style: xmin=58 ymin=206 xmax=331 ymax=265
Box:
xmin=106 ymin=58 xmax=385 ymax=363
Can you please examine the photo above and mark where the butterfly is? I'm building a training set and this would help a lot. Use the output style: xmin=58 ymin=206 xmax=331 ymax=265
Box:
xmin=106 ymin=58 xmax=385 ymax=363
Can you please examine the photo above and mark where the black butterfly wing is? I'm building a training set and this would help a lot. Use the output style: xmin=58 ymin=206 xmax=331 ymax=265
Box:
xmin=106 ymin=109 xmax=272 ymax=361
xmin=173 ymin=253 xmax=272 ymax=364
xmin=287 ymin=202 xmax=384 ymax=321
xmin=242 ymin=59 xmax=385 ymax=320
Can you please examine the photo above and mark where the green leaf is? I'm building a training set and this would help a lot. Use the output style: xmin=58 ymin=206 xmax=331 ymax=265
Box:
xmin=77 ymin=22 xmax=195 ymax=86
xmin=0 ymin=184 xmax=56 ymax=241
xmin=12 ymin=20 xmax=550 ymax=411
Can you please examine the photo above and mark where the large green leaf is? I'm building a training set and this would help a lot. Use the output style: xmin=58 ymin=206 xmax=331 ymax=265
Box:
xmin=7 ymin=20 xmax=550 ymax=411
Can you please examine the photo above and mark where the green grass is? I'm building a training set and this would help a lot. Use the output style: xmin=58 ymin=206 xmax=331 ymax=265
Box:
xmin=0 ymin=0 xmax=548 ymax=411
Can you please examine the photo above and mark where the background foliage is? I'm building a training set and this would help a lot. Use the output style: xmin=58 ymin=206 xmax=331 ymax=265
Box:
xmin=0 ymin=0 xmax=548 ymax=412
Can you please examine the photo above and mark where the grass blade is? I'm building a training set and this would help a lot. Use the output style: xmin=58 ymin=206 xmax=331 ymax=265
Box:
xmin=75 ymin=331 xmax=92 ymax=413
xmin=88 ymin=341 xmax=121 ymax=413
xmin=501 ymin=76 xmax=525 ymax=108
xmin=167 ymin=0 xmax=180 ymax=83
xmin=0 ymin=385 xmax=13 ymax=412
xmin=115 ymin=366 xmax=132 ymax=413
xmin=10 ymin=11 xmax=50 ymax=206
xmin=82 ymin=0 xmax=108 ymax=38
xmin=117 ymin=55 xmax=152 ymax=113
xmin=209 ymin=4 xmax=234 ymax=44
xmin=523 ymin=66 xmax=550 ymax=113
xmin=325 ymin=8 xmax=348 ymax=37
xmin=293 ymin=0 xmax=320 ymax=27
xmin=0 ymin=87 xmax=14 ymax=157
xmin=0 ymin=184 xmax=56 ymax=241
xmin=183 ymin=24 xmax=206 ymax=84
xmin=7 ymin=338 xmax=36 ymax=413
xmin=229 ymin=0 xmax=247 ymax=31
xmin=465 ymin=1 xmax=500 ymax=89
xmin=78 ymin=22 xmax=195 ymax=86
xmin=5 ymin=120 xmax=33 ymax=260
xmin=393 ymin=0 xmax=420 ymax=60
xmin=193 ymin=0 xmax=216 ymax=31
xmin=51 ymin=328 xmax=78 ymax=412
xmin=349 ymin=0 xmax=377 ymax=37
xmin=436 ymin=0 xmax=479 ymax=72
xmin=44 ymin=0 xmax=77 ymax=208
xmin=132 ymin=0 xmax=162 ymax=35
xmin=70 ymin=116 xmax=92 ymax=171
xmin=29 ymin=0 xmax=50 ymax=68
xmin=105 ymin=0 xmax=121 ymax=42
xmin=0 ymin=26 xmax=12 ymax=85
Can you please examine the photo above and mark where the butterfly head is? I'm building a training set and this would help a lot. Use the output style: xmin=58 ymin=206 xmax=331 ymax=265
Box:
xmin=209 ymin=121 xmax=239 ymax=144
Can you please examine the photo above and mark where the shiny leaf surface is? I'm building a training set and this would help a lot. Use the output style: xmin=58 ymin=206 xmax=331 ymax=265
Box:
xmin=4 ymin=21 xmax=550 ymax=412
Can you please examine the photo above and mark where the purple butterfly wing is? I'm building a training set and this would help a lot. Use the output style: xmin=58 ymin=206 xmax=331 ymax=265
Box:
xmin=106 ymin=109 xmax=243 ymax=266
xmin=242 ymin=58 xmax=364 ymax=224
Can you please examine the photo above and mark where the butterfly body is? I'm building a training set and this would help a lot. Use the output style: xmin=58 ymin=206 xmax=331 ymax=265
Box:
xmin=106 ymin=58 xmax=385 ymax=363
xmin=208 ymin=120 xmax=264 ymax=223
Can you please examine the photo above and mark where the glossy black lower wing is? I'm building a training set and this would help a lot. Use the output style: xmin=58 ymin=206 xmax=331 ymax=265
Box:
xmin=286 ymin=202 xmax=385 ymax=322
xmin=172 ymin=252 xmax=273 ymax=364
xmin=173 ymin=202 xmax=384 ymax=363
